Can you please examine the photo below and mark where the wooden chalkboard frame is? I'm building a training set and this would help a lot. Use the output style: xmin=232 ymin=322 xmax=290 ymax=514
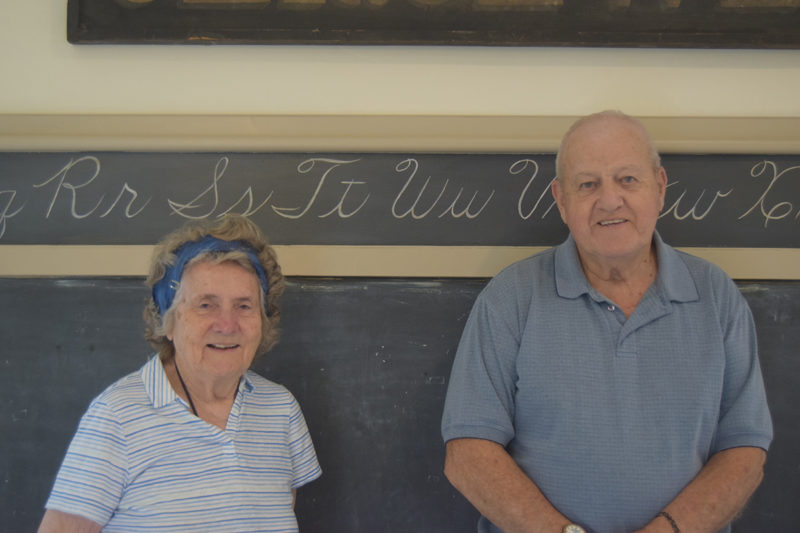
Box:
xmin=1 ymin=114 xmax=799 ymax=279
xmin=67 ymin=0 xmax=800 ymax=49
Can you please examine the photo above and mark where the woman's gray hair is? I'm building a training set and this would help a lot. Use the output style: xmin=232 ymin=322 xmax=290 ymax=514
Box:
xmin=143 ymin=214 xmax=285 ymax=362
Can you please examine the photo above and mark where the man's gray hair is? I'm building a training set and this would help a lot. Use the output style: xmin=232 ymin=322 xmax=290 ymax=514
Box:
xmin=555 ymin=110 xmax=662 ymax=181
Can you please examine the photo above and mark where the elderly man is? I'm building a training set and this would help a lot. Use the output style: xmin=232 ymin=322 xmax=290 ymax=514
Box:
xmin=441 ymin=111 xmax=772 ymax=533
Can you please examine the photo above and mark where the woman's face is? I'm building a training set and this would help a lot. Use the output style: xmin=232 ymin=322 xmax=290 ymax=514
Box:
xmin=167 ymin=260 xmax=263 ymax=384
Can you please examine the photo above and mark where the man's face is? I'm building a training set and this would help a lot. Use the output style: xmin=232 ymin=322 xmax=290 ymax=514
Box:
xmin=551 ymin=117 xmax=667 ymax=269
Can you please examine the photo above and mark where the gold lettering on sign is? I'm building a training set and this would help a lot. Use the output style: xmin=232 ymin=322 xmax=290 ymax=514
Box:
xmin=408 ymin=0 xmax=461 ymax=7
xmin=182 ymin=0 xmax=272 ymax=4
xmin=277 ymin=0 xmax=326 ymax=8
xmin=329 ymin=0 xmax=391 ymax=6
xmin=473 ymin=0 xmax=560 ymax=11
xmin=721 ymin=0 xmax=800 ymax=6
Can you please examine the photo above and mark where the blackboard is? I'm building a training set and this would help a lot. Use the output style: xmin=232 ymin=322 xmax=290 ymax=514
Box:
xmin=0 ymin=276 xmax=797 ymax=532
xmin=1 ymin=152 xmax=799 ymax=247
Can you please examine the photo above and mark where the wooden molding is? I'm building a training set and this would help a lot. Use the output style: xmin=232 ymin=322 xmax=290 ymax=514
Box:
xmin=1 ymin=114 xmax=800 ymax=153
xmin=1 ymin=245 xmax=798 ymax=280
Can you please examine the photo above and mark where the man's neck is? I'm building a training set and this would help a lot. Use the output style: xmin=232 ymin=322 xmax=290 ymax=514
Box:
xmin=579 ymin=244 xmax=658 ymax=317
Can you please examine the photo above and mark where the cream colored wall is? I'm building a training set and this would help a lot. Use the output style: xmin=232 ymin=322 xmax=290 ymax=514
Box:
xmin=2 ymin=1 xmax=800 ymax=117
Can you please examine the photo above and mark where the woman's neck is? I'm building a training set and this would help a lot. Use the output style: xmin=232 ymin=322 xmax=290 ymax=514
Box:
xmin=166 ymin=358 xmax=239 ymax=430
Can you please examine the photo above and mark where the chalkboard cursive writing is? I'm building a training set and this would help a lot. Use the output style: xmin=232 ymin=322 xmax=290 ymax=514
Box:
xmin=1 ymin=152 xmax=797 ymax=247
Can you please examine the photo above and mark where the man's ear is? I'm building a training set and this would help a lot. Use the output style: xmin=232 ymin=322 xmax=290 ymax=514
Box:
xmin=656 ymin=166 xmax=668 ymax=210
xmin=551 ymin=178 xmax=567 ymax=223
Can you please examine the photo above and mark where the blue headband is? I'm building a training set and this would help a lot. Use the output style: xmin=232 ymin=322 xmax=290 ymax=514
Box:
xmin=152 ymin=235 xmax=270 ymax=315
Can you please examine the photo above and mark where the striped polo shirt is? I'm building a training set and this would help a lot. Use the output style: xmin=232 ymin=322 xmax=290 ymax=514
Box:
xmin=45 ymin=356 xmax=321 ymax=532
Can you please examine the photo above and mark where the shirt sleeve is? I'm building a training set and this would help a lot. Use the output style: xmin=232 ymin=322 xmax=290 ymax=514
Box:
xmin=286 ymin=395 xmax=322 ymax=489
xmin=441 ymin=277 xmax=522 ymax=446
xmin=44 ymin=399 xmax=127 ymax=526
xmin=711 ymin=277 xmax=774 ymax=453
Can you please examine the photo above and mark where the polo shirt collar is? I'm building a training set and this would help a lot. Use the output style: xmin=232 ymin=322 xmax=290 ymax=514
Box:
xmin=141 ymin=355 xmax=255 ymax=409
xmin=554 ymin=231 xmax=699 ymax=304
xmin=652 ymin=231 xmax=699 ymax=303
xmin=554 ymin=234 xmax=589 ymax=299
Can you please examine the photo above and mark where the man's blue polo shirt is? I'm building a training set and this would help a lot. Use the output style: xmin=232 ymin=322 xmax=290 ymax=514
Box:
xmin=441 ymin=233 xmax=772 ymax=533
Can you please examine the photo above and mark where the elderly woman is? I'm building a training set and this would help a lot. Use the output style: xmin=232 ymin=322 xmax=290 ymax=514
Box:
xmin=38 ymin=215 xmax=321 ymax=532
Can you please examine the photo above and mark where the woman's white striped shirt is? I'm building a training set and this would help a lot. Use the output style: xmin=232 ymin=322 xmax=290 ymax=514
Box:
xmin=45 ymin=356 xmax=321 ymax=532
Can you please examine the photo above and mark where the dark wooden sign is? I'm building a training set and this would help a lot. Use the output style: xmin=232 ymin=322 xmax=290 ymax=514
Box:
xmin=67 ymin=0 xmax=800 ymax=48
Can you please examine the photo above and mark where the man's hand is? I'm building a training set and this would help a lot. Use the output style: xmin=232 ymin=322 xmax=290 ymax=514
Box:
xmin=635 ymin=447 xmax=766 ymax=533
xmin=445 ymin=438 xmax=572 ymax=533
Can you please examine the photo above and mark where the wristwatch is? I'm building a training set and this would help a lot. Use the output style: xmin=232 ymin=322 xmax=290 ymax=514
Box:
xmin=562 ymin=525 xmax=587 ymax=533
